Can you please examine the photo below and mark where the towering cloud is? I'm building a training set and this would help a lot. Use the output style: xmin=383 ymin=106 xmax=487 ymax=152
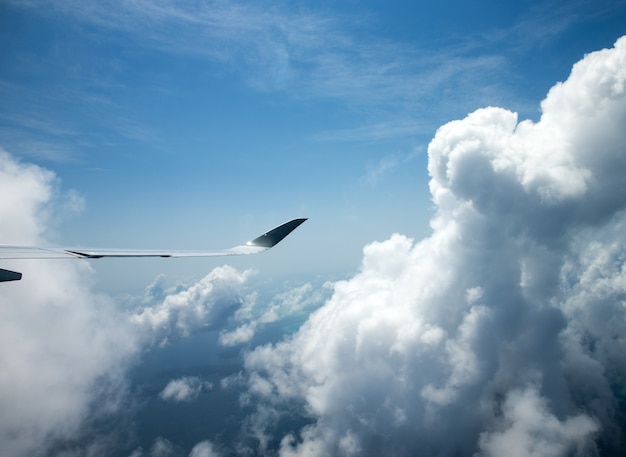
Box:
xmin=243 ymin=37 xmax=626 ymax=456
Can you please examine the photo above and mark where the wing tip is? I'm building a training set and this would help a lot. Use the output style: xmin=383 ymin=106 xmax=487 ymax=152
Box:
xmin=247 ymin=218 xmax=307 ymax=248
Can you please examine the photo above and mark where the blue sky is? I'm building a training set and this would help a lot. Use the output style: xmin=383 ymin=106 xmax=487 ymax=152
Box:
xmin=3 ymin=2 xmax=626 ymax=457
xmin=3 ymin=0 xmax=625 ymax=289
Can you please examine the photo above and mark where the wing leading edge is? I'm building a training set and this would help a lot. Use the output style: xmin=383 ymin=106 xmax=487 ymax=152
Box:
xmin=0 ymin=218 xmax=307 ymax=281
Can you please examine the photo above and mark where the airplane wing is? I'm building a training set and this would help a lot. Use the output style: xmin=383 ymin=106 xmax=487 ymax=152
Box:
xmin=0 ymin=218 xmax=307 ymax=282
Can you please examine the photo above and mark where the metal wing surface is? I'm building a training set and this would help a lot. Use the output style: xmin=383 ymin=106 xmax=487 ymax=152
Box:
xmin=0 ymin=218 xmax=307 ymax=281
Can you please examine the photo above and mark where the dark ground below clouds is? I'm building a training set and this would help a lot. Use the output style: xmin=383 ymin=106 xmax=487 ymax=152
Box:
xmin=52 ymin=311 xmax=314 ymax=456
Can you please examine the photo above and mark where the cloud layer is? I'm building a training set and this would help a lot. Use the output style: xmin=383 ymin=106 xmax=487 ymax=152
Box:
xmin=243 ymin=37 xmax=626 ymax=456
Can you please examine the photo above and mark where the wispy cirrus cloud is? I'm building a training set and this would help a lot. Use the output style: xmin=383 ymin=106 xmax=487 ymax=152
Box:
xmin=364 ymin=148 xmax=422 ymax=185
xmin=0 ymin=76 xmax=163 ymax=162
xmin=1 ymin=0 xmax=514 ymax=110
xmin=6 ymin=0 xmax=621 ymax=154
xmin=313 ymin=120 xmax=430 ymax=143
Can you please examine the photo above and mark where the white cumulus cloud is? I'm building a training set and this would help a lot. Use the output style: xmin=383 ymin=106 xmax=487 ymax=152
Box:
xmin=0 ymin=150 xmax=139 ymax=457
xmin=477 ymin=386 xmax=599 ymax=457
xmin=243 ymin=37 xmax=626 ymax=456
xmin=219 ymin=322 xmax=258 ymax=347
xmin=131 ymin=266 xmax=252 ymax=346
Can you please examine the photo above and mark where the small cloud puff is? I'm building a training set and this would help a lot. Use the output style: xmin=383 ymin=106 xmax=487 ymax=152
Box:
xmin=159 ymin=377 xmax=213 ymax=403
xmin=189 ymin=440 xmax=222 ymax=457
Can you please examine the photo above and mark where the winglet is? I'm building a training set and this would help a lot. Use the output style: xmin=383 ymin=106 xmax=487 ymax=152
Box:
xmin=0 ymin=268 xmax=22 ymax=282
xmin=247 ymin=218 xmax=307 ymax=248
